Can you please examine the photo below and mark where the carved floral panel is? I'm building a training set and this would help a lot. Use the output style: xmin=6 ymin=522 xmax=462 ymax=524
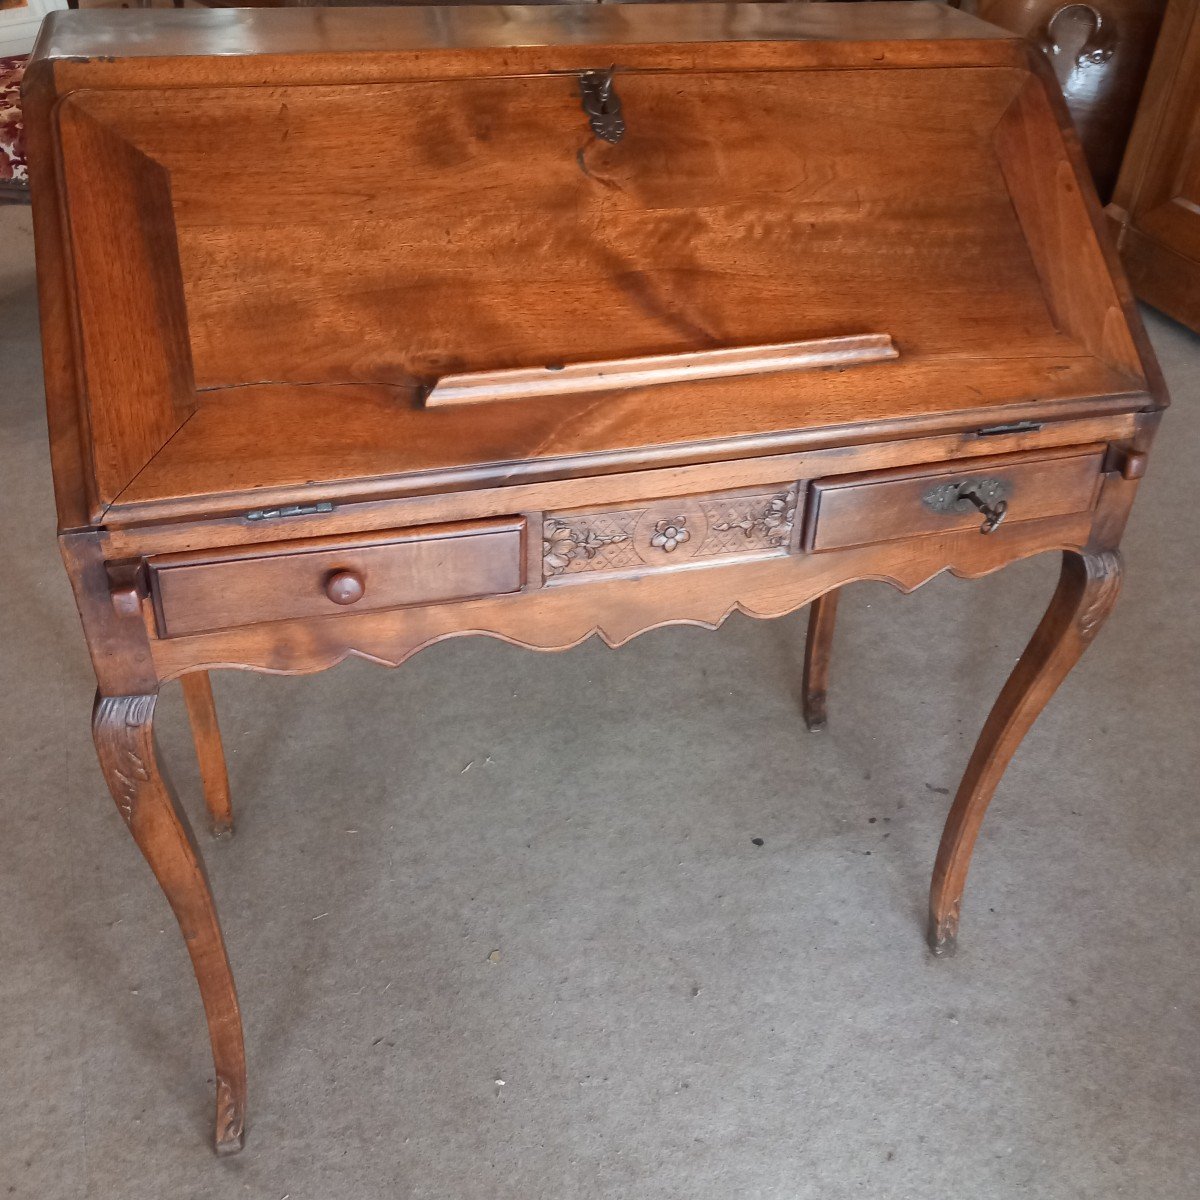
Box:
xmin=543 ymin=485 xmax=800 ymax=581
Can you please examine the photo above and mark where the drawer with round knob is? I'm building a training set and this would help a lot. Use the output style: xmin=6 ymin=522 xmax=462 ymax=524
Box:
xmin=148 ymin=518 xmax=525 ymax=637
xmin=802 ymin=446 xmax=1106 ymax=552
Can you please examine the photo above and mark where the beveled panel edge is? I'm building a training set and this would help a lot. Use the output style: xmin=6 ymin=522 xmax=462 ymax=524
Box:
xmin=97 ymin=395 xmax=1151 ymax=533
xmin=97 ymin=410 xmax=1146 ymax=558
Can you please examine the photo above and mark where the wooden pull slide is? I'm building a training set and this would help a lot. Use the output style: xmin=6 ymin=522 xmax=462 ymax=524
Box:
xmin=424 ymin=334 xmax=898 ymax=408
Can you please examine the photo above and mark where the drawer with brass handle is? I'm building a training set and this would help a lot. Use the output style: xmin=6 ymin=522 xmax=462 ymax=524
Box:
xmin=148 ymin=518 xmax=525 ymax=638
xmin=802 ymin=446 xmax=1106 ymax=552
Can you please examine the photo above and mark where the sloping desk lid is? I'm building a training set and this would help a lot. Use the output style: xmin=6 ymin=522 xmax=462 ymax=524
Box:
xmin=24 ymin=4 xmax=1163 ymax=525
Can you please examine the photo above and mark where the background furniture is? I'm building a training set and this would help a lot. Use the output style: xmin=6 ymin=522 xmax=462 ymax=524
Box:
xmin=0 ymin=0 xmax=73 ymax=204
xmin=953 ymin=0 xmax=1168 ymax=201
xmin=26 ymin=2 xmax=1165 ymax=1156
xmin=1107 ymin=0 xmax=1200 ymax=334
xmin=0 ymin=0 xmax=67 ymax=59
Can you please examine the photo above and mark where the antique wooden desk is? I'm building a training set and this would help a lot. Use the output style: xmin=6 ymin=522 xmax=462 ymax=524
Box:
xmin=25 ymin=2 xmax=1165 ymax=1154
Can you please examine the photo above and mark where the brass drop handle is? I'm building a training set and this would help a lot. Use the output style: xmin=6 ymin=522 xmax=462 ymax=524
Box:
xmin=1036 ymin=4 xmax=1118 ymax=68
xmin=325 ymin=569 xmax=365 ymax=605
xmin=922 ymin=477 xmax=1009 ymax=535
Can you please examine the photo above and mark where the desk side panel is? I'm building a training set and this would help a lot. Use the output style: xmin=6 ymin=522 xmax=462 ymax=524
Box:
xmin=993 ymin=51 xmax=1166 ymax=406
xmin=23 ymin=62 xmax=92 ymax=529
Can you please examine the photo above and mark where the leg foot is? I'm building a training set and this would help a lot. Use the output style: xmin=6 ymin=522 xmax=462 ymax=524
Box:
xmin=215 ymin=1075 xmax=246 ymax=1155
xmin=93 ymin=691 xmax=247 ymax=1154
xmin=928 ymin=550 xmax=1121 ymax=953
xmin=926 ymin=904 xmax=959 ymax=957
xmin=802 ymin=591 xmax=840 ymax=732
xmin=181 ymin=672 xmax=234 ymax=838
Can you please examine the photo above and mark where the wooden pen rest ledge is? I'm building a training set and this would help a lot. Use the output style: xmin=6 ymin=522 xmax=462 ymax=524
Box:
xmin=423 ymin=334 xmax=899 ymax=406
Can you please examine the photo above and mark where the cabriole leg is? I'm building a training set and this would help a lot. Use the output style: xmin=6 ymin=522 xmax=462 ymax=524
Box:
xmin=92 ymin=691 xmax=247 ymax=1154
xmin=928 ymin=550 xmax=1122 ymax=956
xmin=181 ymin=672 xmax=234 ymax=838
xmin=802 ymin=590 xmax=840 ymax=732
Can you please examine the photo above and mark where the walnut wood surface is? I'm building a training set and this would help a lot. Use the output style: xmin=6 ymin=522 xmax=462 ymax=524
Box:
xmin=802 ymin=592 xmax=839 ymax=733
xmin=92 ymin=692 xmax=246 ymax=1153
xmin=27 ymin=7 xmax=1158 ymax=520
xmin=424 ymin=335 xmax=899 ymax=407
xmin=108 ymin=360 xmax=1145 ymax=519
xmin=928 ymin=549 xmax=1123 ymax=954
xmin=102 ymin=412 xmax=1144 ymax=544
xmin=181 ymin=672 xmax=234 ymax=837
xmin=150 ymin=518 xmax=526 ymax=637
xmin=1107 ymin=0 xmax=1200 ymax=332
xmin=804 ymin=445 xmax=1104 ymax=551
xmin=145 ymin=500 xmax=1108 ymax=681
xmin=27 ymin=4 xmax=1167 ymax=1154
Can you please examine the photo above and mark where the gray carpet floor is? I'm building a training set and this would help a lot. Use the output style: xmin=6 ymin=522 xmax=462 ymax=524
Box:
xmin=2 ymin=201 xmax=1199 ymax=1199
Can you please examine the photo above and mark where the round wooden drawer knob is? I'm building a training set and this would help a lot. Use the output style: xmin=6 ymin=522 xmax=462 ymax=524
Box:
xmin=325 ymin=569 xmax=365 ymax=605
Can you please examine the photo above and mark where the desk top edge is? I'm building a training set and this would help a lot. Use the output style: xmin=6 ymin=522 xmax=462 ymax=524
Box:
xmin=30 ymin=3 xmax=1014 ymax=71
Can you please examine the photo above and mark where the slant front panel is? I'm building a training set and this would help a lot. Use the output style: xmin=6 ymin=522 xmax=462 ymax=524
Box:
xmin=60 ymin=67 xmax=1048 ymax=395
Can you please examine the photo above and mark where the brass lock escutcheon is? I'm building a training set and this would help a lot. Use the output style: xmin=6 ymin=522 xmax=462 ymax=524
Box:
xmin=580 ymin=66 xmax=625 ymax=144
xmin=922 ymin=477 xmax=1009 ymax=534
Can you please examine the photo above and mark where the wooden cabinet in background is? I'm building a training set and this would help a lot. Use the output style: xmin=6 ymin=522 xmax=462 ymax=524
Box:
xmin=1108 ymin=0 xmax=1200 ymax=334
xmin=955 ymin=0 xmax=1168 ymax=201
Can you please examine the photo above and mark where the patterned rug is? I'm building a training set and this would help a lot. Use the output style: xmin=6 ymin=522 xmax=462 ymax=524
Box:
xmin=1 ymin=55 xmax=28 ymax=197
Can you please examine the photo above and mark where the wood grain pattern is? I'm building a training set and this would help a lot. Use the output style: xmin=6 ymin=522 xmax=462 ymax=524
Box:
xmin=100 ymin=412 xmax=1144 ymax=549
xmin=144 ymin=510 xmax=1104 ymax=682
xmin=92 ymin=692 xmax=246 ymax=1154
xmin=993 ymin=70 xmax=1143 ymax=379
xmin=150 ymin=519 xmax=526 ymax=637
xmin=54 ymin=107 xmax=196 ymax=506
xmin=108 ymin=355 xmax=1145 ymax=516
xmin=804 ymin=445 xmax=1104 ymax=551
xmin=425 ymin=336 xmax=898 ymax=407
xmin=27 ymin=5 xmax=1167 ymax=1155
xmin=802 ymin=591 xmax=839 ymax=733
xmin=181 ymin=672 xmax=234 ymax=837
xmin=72 ymin=68 xmax=1038 ymax=395
xmin=927 ymin=549 xmax=1122 ymax=954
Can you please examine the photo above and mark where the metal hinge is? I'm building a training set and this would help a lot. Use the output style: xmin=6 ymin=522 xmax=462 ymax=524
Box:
xmin=973 ymin=421 xmax=1043 ymax=437
xmin=245 ymin=501 xmax=334 ymax=522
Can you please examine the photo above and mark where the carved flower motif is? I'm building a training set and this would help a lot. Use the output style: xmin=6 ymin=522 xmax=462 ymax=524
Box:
xmin=651 ymin=518 xmax=690 ymax=553
xmin=543 ymin=519 xmax=630 ymax=576
xmin=712 ymin=490 xmax=796 ymax=547
xmin=759 ymin=494 xmax=795 ymax=545
xmin=543 ymin=522 xmax=579 ymax=575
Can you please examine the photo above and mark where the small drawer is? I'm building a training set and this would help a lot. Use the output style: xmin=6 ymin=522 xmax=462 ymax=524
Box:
xmin=149 ymin=518 xmax=525 ymax=637
xmin=804 ymin=447 xmax=1105 ymax=552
